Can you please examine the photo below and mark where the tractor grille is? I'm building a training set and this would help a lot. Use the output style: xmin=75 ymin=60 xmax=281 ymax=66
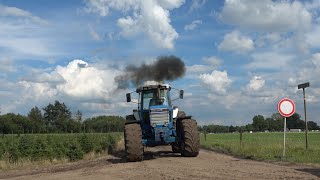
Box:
xmin=149 ymin=108 xmax=169 ymax=126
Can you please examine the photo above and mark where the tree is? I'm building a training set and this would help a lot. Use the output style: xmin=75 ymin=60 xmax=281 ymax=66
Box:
xmin=28 ymin=106 xmax=44 ymax=133
xmin=0 ymin=113 xmax=32 ymax=134
xmin=308 ymin=121 xmax=320 ymax=130
xmin=252 ymin=115 xmax=268 ymax=132
xmin=75 ymin=110 xmax=82 ymax=122
xmin=43 ymin=101 xmax=72 ymax=132
xmin=75 ymin=110 xmax=82 ymax=132
xmin=245 ymin=124 xmax=254 ymax=132
xmin=229 ymin=125 xmax=236 ymax=133
xmin=84 ymin=116 xmax=125 ymax=133
xmin=286 ymin=113 xmax=304 ymax=130
xmin=265 ymin=117 xmax=282 ymax=131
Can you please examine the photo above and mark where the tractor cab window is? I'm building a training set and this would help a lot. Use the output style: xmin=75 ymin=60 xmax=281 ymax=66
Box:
xmin=160 ymin=89 xmax=170 ymax=106
xmin=142 ymin=91 xmax=155 ymax=110
xmin=142 ymin=89 xmax=170 ymax=109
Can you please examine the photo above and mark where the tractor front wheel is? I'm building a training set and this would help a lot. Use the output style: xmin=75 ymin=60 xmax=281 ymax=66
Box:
xmin=180 ymin=119 xmax=200 ymax=157
xmin=124 ymin=123 xmax=144 ymax=162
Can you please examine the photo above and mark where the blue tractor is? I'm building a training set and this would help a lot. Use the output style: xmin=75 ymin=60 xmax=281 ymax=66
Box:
xmin=125 ymin=83 xmax=200 ymax=161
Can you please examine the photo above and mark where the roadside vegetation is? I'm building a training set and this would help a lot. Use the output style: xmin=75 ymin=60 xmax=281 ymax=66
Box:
xmin=0 ymin=133 xmax=122 ymax=170
xmin=200 ymin=132 xmax=320 ymax=164
xmin=0 ymin=100 xmax=125 ymax=170
xmin=199 ymin=113 xmax=320 ymax=165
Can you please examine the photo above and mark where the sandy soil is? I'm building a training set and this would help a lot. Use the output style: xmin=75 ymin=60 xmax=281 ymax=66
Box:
xmin=1 ymin=146 xmax=319 ymax=180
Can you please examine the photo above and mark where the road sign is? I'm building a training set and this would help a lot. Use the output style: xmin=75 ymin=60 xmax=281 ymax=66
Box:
xmin=277 ymin=98 xmax=295 ymax=117
xmin=278 ymin=98 xmax=295 ymax=159
xmin=298 ymin=82 xmax=310 ymax=89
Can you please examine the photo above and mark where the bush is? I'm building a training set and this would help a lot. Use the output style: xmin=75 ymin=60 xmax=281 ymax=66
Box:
xmin=0 ymin=142 xmax=5 ymax=160
xmin=67 ymin=142 xmax=84 ymax=161
xmin=0 ymin=133 xmax=120 ymax=164
xmin=8 ymin=146 xmax=19 ymax=164
xmin=31 ymin=138 xmax=50 ymax=161
xmin=79 ymin=134 xmax=93 ymax=153
xmin=18 ymin=136 xmax=34 ymax=158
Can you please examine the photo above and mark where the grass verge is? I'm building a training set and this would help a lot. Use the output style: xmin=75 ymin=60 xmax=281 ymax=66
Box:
xmin=201 ymin=132 xmax=320 ymax=164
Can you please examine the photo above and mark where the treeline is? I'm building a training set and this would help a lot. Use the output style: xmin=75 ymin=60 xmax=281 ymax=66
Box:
xmin=199 ymin=113 xmax=320 ymax=133
xmin=0 ymin=101 xmax=125 ymax=134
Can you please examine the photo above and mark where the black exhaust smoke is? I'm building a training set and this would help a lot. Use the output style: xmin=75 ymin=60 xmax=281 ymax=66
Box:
xmin=115 ymin=55 xmax=185 ymax=89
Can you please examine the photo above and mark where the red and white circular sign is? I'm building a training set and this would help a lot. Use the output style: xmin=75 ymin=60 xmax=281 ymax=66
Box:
xmin=277 ymin=98 xmax=295 ymax=117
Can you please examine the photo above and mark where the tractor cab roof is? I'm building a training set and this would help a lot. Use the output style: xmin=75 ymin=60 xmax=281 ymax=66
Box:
xmin=136 ymin=84 xmax=171 ymax=93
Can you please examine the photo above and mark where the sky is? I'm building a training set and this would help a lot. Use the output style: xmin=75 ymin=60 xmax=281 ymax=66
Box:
xmin=0 ymin=0 xmax=320 ymax=126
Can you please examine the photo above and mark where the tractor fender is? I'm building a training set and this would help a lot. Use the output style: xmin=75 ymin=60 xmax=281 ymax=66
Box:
xmin=175 ymin=111 xmax=192 ymax=120
xmin=125 ymin=114 xmax=140 ymax=125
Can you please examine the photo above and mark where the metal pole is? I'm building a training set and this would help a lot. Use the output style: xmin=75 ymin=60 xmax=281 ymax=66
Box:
xmin=240 ymin=128 xmax=243 ymax=148
xmin=204 ymin=130 xmax=207 ymax=141
xmin=283 ymin=117 xmax=286 ymax=159
xmin=303 ymin=88 xmax=308 ymax=150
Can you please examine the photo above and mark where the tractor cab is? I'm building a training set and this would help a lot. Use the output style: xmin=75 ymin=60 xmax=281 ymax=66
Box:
xmin=140 ymin=85 xmax=171 ymax=109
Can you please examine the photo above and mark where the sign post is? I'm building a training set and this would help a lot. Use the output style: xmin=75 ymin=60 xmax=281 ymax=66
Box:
xmin=277 ymin=98 xmax=295 ymax=159
xmin=298 ymin=82 xmax=310 ymax=150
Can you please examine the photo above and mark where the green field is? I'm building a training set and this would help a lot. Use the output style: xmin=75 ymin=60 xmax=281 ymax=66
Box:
xmin=201 ymin=132 xmax=320 ymax=164
xmin=0 ymin=133 xmax=122 ymax=170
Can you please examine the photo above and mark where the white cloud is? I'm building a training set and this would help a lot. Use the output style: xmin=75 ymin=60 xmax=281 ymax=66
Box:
xmin=246 ymin=76 xmax=265 ymax=91
xmin=218 ymin=30 xmax=254 ymax=54
xmin=219 ymin=0 xmax=312 ymax=32
xmin=0 ymin=6 xmax=57 ymax=59
xmin=0 ymin=37 xmax=54 ymax=57
xmin=311 ymin=53 xmax=320 ymax=68
xmin=306 ymin=25 xmax=320 ymax=48
xmin=117 ymin=16 xmax=141 ymax=37
xmin=19 ymin=81 xmax=58 ymax=101
xmin=189 ymin=0 xmax=207 ymax=12
xmin=199 ymin=70 xmax=232 ymax=94
xmin=3 ymin=59 xmax=129 ymax=116
xmin=184 ymin=20 xmax=202 ymax=31
xmin=187 ymin=65 xmax=210 ymax=74
xmin=0 ymin=4 xmax=48 ymax=25
xmin=0 ymin=57 xmax=17 ymax=73
xmin=246 ymin=52 xmax=294 ymax=70
xmin=187 ymin=56 xmax=221 ymax=75
xmin=203 ymin=56 xmax=222 ymax=68
xmin=54 ymin=60 xmax=119 ymax=100
xmin=84 ymin=0 xmax=110 ymax=16
xmin=19 ymin=59 xmax=122 ymax=103
xmin=85 ymin=0 xmax=185 ymax=49
xmin=256 ymin=33 xmax=281 ymax=47
xmin=305 ymin=0 xmax=320 ymax=11
xmin=88 ymin=25 xmax=102 ymax=41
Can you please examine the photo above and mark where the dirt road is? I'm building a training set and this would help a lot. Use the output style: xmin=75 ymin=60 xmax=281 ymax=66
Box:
xmin=1 ymin=146 xmax=319 ymax=180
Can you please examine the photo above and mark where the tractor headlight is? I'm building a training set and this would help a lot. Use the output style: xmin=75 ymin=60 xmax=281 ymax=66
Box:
xmin=152 ymin=123 xmax=157 ymax=127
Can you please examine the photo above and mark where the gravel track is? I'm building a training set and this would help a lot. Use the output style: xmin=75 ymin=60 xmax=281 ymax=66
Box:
xmin=1 ymin=146 xmax=319 ymax=180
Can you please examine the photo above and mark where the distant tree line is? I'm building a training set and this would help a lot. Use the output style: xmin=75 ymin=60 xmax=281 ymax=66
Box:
xmin=0 ymin=100 xmax=125 ymax=134
xmin=199 ymin=113 xmax=320 ymax=133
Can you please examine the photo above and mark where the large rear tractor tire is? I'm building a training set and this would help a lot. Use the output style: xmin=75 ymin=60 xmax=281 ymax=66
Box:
xmin=180 ymin=119 xmax=200 ymax=157
xmin=124 ymin=123 xmax=144 ymax=162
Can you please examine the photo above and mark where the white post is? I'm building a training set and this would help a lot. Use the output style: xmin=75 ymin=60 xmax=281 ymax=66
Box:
xmin=283 ymin=117 xmax=286 ymax=159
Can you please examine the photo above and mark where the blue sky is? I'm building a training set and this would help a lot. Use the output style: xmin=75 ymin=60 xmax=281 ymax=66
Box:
xmin=0 ymin=0 xmax=320 ymax=126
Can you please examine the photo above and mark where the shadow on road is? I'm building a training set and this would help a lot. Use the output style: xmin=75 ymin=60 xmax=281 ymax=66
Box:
xmin=144 ymin=150 xmax=181 ymax=160
xmin=106 ymin=148 xmax=181 ymax=164
xmin=296 ymin=168 xmax=320 ymax=178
